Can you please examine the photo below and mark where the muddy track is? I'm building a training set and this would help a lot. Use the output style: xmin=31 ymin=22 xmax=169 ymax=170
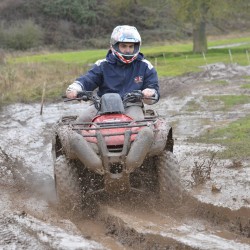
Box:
xmin=0 ymin=63 xmax=250 ymax=249
xmin=1 ymin=184 xmax=249 ymax=249
xmin=101 ymin=202 xmax=250 ymax=249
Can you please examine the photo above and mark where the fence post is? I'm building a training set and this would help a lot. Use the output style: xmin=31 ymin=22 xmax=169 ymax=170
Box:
xmin=155 ymin=57 xmax=157 ymax=70
xmin=40 ymin=81 xmax=46 ymax=115
xmin=202 ymin=52 xmax=211 ymax=77
xmin=246 ymin=50 xmax=250 ymax=65
xmin=163 ymin=53 xmax=166 ymax=65
xmin=228 ymin=49 xmax=233 ymax=64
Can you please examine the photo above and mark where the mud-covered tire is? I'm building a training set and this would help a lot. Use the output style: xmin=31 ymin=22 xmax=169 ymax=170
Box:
xmin=156 ymin=150 xmax=183 ymax=204
xmin=54 ymin=155 xmax=82 ymax=211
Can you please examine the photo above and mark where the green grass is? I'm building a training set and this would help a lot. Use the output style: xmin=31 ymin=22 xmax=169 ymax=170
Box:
xmin=8 ymin=35 xmax=250 ymax=77
xmin=203 ymin=95 xmax=250 ymax=111
xmin=207 ymin=36 xmax=250 ymax=47
xmin=1 ymin=33 xmax=250 ymax=105
xmin=195 ymin=115 xmax=250 ymax=159
xmin=10 ymin=49 xmax=107 ymax=65
xmin=186 ymin=94 xmax=250 ymax=159
xmin=183 ymin=99 xmax=202 ymax=112
xmin=241 ymin=83 xmax=250 ymax=89
xmin=210 ymin=80 xmax=229 ymax=86
xmin=183 ymin=94 xmax=250 ymax=113
xmin=10 ymin=49 xmax=249 ymax=78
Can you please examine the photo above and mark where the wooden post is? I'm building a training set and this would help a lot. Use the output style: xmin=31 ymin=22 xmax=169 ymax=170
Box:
xmin=155 ymin=58 xmax=157 ymax=70
xmin=202 ymin=52 xmax=211 ymax=77
xmin=40 ymin=82 xmax=46 ymax=115
xmin=202 ymin=52 xmax=208 ymax=67
xmin=246 ymin=50 xmax=250 ymax=65
xmin=228 ymin=49 xmax=233 ymax=64
xmin=163 ymin=53 xmax=166 ymax=65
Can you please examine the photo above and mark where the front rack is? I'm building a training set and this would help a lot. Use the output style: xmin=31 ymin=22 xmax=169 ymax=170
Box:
xmin=72 ymin=119 xmax=158 ymax=138
xmin=72 ymin=118 xmax=157 ymax=129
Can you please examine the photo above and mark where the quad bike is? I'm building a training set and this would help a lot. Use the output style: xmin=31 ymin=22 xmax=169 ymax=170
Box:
xmin=52 ymin=90 xmax=182 ymax=210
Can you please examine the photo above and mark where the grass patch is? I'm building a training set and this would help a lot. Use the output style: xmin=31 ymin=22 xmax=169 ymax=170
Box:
xmin=209 ymin=80 xmax=229 ymax=86
xmin=183 ymin=99 xmax=202 ymax=112
xmin=8 ymin=35 xmax=250 ymax=77
xmin=194 ymin=115 xmax=250 ymax=159
xmin=0 ymin=62 xmax=87 ymax=104
xmin=202 ymin=95 xmax=250 ymax=111
xmin=207 ymin=35 xmax=250 ymax=47
xmin=241 ymin=83 xmax=250 ymax=89
xmin=10 ymin=49 xmax=107 ymax=64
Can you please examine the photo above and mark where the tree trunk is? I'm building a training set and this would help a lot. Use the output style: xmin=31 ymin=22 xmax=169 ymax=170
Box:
xmin=193 ymin=20 xmax=207 ymax=53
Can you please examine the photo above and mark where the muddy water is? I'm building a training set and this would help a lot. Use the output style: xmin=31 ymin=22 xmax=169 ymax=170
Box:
xmin=0 ymin=63 xmax=250 ymax=249
xmin=0 ymin=103 xmax=110 ymax=249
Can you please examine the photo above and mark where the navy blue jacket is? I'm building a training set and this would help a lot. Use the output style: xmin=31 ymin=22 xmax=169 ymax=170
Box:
xmin=75 ymin=50 xmax=159 ymax=101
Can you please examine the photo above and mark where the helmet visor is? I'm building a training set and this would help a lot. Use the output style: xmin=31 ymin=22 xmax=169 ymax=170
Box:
xmin=113 ymin=42 xmax=140 ymax=58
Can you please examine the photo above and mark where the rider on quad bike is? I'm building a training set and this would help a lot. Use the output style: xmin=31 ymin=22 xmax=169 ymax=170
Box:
xmin=66 ymin=25 xmax=159 ymax=122
xmin=52 ymin=26 xmax=182 ymax=210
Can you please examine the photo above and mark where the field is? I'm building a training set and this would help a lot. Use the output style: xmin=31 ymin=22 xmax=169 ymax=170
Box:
xmin=0 ymin=33 xmax=249 ymax=104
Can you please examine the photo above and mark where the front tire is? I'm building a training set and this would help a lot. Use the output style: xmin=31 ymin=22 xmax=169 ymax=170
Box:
xmin=156 ymin=150 xmax=183 ymax=204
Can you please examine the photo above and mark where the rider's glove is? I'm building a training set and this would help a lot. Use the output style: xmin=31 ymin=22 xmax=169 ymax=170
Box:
xmin=142 ymin=88 xmax=158 ymax=105
xmin=66 ymin=81 xmax=83 ymax=98
xmin=142 ymin=88 xmax=155 ymax=98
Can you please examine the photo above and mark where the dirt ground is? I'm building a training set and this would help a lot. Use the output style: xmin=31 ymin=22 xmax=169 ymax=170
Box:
xmin=0 ymin=62 xmax=250 ymax=249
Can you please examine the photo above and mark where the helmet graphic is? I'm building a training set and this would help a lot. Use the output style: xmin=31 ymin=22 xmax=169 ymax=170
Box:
xmin=110 ymin=25 xmax=141 ymax=64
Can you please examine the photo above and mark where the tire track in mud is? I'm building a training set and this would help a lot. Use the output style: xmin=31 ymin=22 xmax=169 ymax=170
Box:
xmin=0 ymin=209 xmax=106 ymax=250
xmin=194 ymin=201 xmax=250 ymax=238
xmin=96 ymin=198 xmax=250 ymax=250
xmin=0 ymin=214 xmax=46 ymax=250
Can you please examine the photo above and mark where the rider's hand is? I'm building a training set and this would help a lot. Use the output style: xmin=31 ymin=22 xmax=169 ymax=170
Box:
xmin=142 ymin=88 xmax=156 ymax=98
xmin=66 ymin=82 xmax=82 ymax=98
xmin=66 ymin=89 xmax=77 ymax=99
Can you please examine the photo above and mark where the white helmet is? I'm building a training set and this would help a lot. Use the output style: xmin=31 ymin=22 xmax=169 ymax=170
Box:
xmin=110 ymin=25 xmax=141 ymax=64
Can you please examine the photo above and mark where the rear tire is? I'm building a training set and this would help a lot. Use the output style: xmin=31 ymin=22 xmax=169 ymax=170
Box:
xmin=156 ymin=150 xmax=183 ymax=205
xmin=54 ymin=155 xmax=82 ymax=212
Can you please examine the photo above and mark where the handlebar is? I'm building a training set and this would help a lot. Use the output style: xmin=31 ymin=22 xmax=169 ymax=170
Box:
xmin=123 ymin=90 xmax=157 ymax=104
xmin=63 ymin=91 xmax=94 ymax=102
xmin=63 ymin=90 xmax=157 ymax=105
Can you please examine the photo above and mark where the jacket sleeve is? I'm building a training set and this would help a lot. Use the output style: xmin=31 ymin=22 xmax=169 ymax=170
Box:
xmin=142 ymin=59 xmax=160 ymax=103
xmin=74 ymin=59 xmax=105 ymax=91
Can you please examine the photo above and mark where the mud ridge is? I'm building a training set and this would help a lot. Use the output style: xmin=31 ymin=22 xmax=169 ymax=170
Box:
xmin=194 ymin=201 xmax=250 ymax=237
xmin=102 ymin=207 xmax=194 ymax=250
xmin=98 ymin=203 xmax=250 ymax=250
